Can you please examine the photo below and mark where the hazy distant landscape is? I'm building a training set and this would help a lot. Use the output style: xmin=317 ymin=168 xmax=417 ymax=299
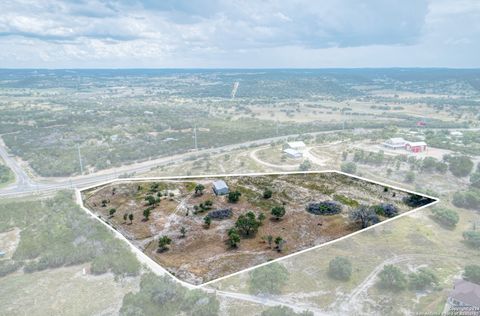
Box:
xmin=1 ymin=69 xmax=478 ymax=178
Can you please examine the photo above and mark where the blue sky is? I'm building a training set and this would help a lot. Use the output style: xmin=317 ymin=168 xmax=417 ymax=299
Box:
xmin=0 ymin=0 xmax=478 ymax=68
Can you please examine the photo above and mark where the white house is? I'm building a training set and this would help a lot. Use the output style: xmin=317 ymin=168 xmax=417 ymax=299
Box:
xmin=287 ymin=141 xmax=306 ymax=151
xmin=283 ymin=148 xmax=302 ymax=158
xmin=383 ymin=138 xmax=407 ymax=150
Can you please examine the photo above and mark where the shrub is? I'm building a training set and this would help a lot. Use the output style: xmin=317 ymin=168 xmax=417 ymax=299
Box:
xmin=409 ymin=268 xmax=438 ymax=290
xmin=448 ymin=155 xmax=474 ymax=178
xmin=263 ymin=189 xmax=273 ymax=199
xmin=431 ymin=207 xmax=459 ymax=228
xmin=463 ymin=231 xmax=480 ymax=248
xmin=249 ymin=263 xmax=289 ymax=295
xmin=453 ymin=189 xmax=480 ymax=209
xmin=463 ymin=265 xmax=480 ymax=284
xmin=227 ymin=191 xmax=242 ymax=203
xmin=350 ymin=205 xmax=380 ymax=228
xmin=328 ymin=256 xmax=352 ymax=281
xmin=404 ymin=195 xmax=433 ymax=207
xmin=373 ymin=203 xmax=399 ymax=218
xmin=271 ymin=206 xmax=286 ymax=220
xmin=207 ymin=208 xmax=232 ymax=220
xmin=0 ymin=261 xmax=22 ymax=277
xmin=377 ymin=265 xmax=407 ymax=291
xmin=120 ymin=273 xmax=220 ymax=316
xmin=471 ymin=172 xmax=480 ymax=188
xmin=306 ymin=201 xmax=342 ymax=215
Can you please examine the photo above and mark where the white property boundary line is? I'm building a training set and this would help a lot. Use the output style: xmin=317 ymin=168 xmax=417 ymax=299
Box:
xmin=75 ymin=170 xmax=439 ymax=289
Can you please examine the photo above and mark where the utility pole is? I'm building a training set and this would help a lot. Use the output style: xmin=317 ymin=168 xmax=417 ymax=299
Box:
xmin=77 ymin=144 xmax=84 ymax=175
xmin=193 ymin=124 xmax=198 ymax=151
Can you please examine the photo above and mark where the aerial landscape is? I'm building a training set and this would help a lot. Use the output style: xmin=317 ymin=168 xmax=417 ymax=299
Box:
xmin=1 ymin=1 xmax=480 ymax=315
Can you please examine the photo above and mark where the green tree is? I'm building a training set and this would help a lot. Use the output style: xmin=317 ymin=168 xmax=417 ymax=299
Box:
xmin=258 ymin=212 xmax=266 ymax=223
xmin=109 ymin=208 xmax=116 ymax=217
xmin=463 ymin=265 xmax=480 ymax=284
xmin=195 ymin=184 xmax=205 ymax=195
xmin=378 ymin=265 xmax=407 ymax=291
xmin=263 ymin=188 xmax=273 ymax=199
xmin=235 ymin=211 xmax=261 ymax=236
xmin=409 ymin=268 xmax=438 ymax=290
xmin=145 ymin=195 xmax=156 ymax=206
xmin=143 ymin=208 xmax=151 ymax=221
xmin=266 ymin=235 xmax=273 ymax=248
xmin=180 ymin=227 xmax=186 ymax=238
xmin=249 ymin=263 xmax=289 ymax=295
xmin=128 ymin=213 xmax=134 ymax=224
xmin=203 ymin=216 xmax=211 ymax=228
xmin=227 ymin=191 xmax=242 ymax=203
xmin=227 ymin=229 xmax=241 ymax=248
xmin=123 ymin=213 xmax=128 ymax=223
xmin=274 ymin=236 xmax=285 ymax=252
xmin=328 ymin=256 xmax=352 ymax=281
xmin=158 ymin=236 xmax=172 ymax=252
xmin=271 ymin=206 xmax=286 ymax=220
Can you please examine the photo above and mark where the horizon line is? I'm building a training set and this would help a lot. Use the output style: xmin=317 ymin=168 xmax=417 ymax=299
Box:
xmin=1 ymin=67 xmax=480 ymax=71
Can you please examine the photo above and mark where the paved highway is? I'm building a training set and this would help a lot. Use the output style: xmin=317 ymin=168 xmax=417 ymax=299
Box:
xmin=2 ymin=126 xmax=476 ymax=198
xmin=0 ymin=129 xmax=345 ymax=197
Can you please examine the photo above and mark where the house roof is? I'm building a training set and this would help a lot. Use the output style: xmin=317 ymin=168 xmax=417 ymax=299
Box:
xmin=450 ymin=279 xmax=480 ymax=307
xmin=407 ymin=141 xmax=427 ymax=147
xmin=287 ymin=141 xmax=306 ymax=148
xmin=212 ymin=180 xmax=228 ymax=190
xmin=388 ymin=137 xmax=406 ymax=144
xmin=283 ymin=148 xmax=301 ymax=156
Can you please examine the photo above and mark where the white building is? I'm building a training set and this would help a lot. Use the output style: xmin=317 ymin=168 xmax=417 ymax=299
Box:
xmin=212 ymin=180 xmax=229 ymax=195
xmin=383 ymin=138 xmax=407 ymax=150
xmin=283 ymin=148 xmax=302 ymax=158
xmin=287 ymin=141 xmax=307 ymax=151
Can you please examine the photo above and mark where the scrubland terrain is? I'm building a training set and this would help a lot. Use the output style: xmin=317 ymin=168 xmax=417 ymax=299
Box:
xmin=82 ymin=173 xmax=434 ymax=284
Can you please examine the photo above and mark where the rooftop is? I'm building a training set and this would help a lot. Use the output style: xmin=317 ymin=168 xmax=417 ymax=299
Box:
xmin=212 ymin=180 xmax=228 ymax=190
xmin=407 ymin=141 xmax=427 ymax=146
xmin=450 ymin=279 xmax=480 ymax=308
xmin=283 ymin=148 xmax=302 ymax=156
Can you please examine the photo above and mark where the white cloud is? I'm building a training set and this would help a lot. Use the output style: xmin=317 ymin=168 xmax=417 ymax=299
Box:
xmin=0 ymin=0 xmax=478 ymax=67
